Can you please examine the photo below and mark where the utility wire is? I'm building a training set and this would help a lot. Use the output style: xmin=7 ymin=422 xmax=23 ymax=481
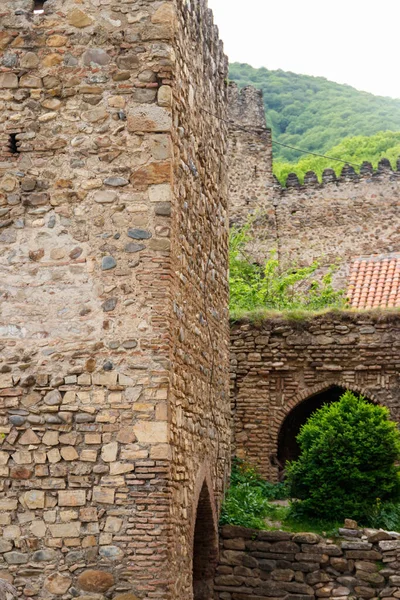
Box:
xmin=270 ymin=140 xmax=361 ymax=168
xmin=199 ymin=107 xmax=391 ymax=170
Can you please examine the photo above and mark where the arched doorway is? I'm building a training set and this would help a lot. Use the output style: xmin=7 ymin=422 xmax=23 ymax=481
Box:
xmin=277 ymin=386 xmax=369 ymax=477
xmin=192 ymin=480 xmax=218 ymax=600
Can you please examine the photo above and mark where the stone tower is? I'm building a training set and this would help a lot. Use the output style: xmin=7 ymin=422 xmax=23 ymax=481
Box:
xmin=228 ymin=82 xmax=275 ymax=227
xmin=0 ymin=1 xmax=230 ymax=599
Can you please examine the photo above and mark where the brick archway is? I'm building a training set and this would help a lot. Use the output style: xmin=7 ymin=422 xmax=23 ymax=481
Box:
xmin=273 ymin=382 xmax=378 ymax=477
xmin=191 ymin=466 xmax=218 ymax=600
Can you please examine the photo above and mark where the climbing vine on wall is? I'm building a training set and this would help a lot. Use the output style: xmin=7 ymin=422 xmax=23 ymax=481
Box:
xmin=229 ymin=223 xmax=347 ymax=315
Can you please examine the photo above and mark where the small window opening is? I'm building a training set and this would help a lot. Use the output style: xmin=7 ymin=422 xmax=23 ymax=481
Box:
xmin=8 ymin=134 xmax=19 ymax=155
xmin=33 ymin=0 xmax=46 ymax=14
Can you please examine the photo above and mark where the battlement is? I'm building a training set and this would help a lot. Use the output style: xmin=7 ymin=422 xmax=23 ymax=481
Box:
xmin=282 ymin=157 xmax=400 ymax=191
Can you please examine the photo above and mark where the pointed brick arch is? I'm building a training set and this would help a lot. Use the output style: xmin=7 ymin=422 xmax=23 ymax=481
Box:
xmin=231 ymin=317 xmax=400 ymax=482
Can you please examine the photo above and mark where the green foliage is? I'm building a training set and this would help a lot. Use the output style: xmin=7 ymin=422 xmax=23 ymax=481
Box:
xmin=220 ymin=459 xmax=341 ymax=534
xmin=273 ymin=131 xmax=400 ymax=185
xmin=220 ymin=483 xmax=273 ymax=529
xmin=220 ymin=459 xmax=288 ymax=529
xmin=230 ymin=63 xmax=400 ymax=163
xmin=281 ymin=503 xmax=341 ymax=536
xmin=286 ymin=391 xmax=400 ymax=522
xmin=367 ymin=501 xmax=400 ymax=532
xmin=229 ymin=224 xmax=346 ymax=314
xmin=230 ymin=458 xmax=288 ymax=500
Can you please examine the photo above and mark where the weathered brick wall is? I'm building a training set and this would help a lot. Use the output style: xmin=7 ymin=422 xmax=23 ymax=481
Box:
xmin=216 ymin=524 xmax=400 ymax=600
xmin=0 ymin=1 xmax=229 ymax=599
xmin=230 ymin=313 xmax=400 ymax=481
xmin=228 ymin=86 xmax=400 ymax=288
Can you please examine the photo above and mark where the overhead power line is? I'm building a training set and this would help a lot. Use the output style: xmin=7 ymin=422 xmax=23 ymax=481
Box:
xmin=270 ymin=140 xmax=362 ymax=168
xmin=199 ymin=107 xmax=379 ymax=169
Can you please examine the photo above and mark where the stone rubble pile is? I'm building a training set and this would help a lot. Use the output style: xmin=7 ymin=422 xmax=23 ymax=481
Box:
xmin=215 ymin=522 xmax=400 ymax=600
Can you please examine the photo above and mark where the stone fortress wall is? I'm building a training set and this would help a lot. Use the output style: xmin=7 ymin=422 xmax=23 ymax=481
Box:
xmin=228 ymin=81 xmax=400 ymax=483
xmin=230 ymin=312 xmax=400 ymax=481
xmin=0 ymin=1 xmax=230 ymax=599
xmin=228 ymin=85 xmax=400 ymax=289
xmin=215 ymin=524 xmax=400 ymax=600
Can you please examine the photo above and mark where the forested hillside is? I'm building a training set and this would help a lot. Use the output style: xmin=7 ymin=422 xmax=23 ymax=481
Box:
xmin=230 ymin=63 xmax=400 ymax=163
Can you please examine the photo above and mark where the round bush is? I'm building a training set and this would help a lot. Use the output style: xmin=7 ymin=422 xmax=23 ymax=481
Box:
xmin=286 ymin=390 xmax=400 ymax=522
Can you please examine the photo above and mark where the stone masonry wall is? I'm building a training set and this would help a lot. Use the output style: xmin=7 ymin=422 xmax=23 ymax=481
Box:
xmin=0 ymin=1 xmax=229 ymax=599
xmin=215 ymin=523 xmax=400 ymax=600
xmin=228 ymin=86 xmax=400 ymax=288
xmin=273 ymin=165 xmax=400 ymax=288
xmin=169 ymin=1 xmax=231 ymax=598
xmin=230 ymin=312 xmax=400 ymax=481
xmin=228 ymin=83 xmax=275 ymax=227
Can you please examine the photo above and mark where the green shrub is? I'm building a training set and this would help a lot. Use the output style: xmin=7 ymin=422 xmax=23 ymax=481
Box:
xmin=220 ymin=458 xmax=289 ymax=529
xmin=366 ymin=500 xmax=400 ymax=531
xmin=286 ymin=391 xmax=400 ymax=522
xmin=229 ymin=224 xmax=346 ymax=314
xmin=230 ymin=458 xmax=288 ymax=500
xmin=220 ymin=483 xmax=272 ymax=529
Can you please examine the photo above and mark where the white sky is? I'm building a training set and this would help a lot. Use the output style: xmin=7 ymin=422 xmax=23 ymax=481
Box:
xmin=207 ymin=0 xmax=400 ymax=99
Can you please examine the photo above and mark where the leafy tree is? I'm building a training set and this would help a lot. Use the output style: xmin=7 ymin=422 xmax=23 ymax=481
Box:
xmin=286 ymin=391 xmax=400 ymax=522
xmin=229 ymin=224 xmax=346 ymax=313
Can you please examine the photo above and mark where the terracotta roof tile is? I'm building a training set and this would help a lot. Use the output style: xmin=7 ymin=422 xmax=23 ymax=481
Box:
xmin=347 ymin=254 xmax=400 ymax=309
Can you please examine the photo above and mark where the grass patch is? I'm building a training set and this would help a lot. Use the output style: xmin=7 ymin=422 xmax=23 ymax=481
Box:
xmin=229 ymin=306 xmax=344 ymax=324
xmin=220 ymin=461 xmax=341 ymax=536
xmin=221 ymin=458 xmax=400 ymax=536
xmin=230 ymin=306 xmax=400 ymax=326
xmin=281 ymin=513 xmax=341 ymax=538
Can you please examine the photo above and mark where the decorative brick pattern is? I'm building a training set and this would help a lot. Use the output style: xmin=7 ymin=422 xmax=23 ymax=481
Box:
xmin=230 ymin=313 xmax=400 ymax=481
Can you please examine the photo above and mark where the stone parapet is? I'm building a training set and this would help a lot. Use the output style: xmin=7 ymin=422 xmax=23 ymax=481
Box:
xmin=215 ymin=524 xmax=400 ymax=600
xmin=228 ymin=84 xmax=400 ymax=287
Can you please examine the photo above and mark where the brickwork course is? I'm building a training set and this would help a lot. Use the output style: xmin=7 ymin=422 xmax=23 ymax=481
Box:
xmin=0 ymin=1 xmax=230 ymax=599
xmin=230 ymin=312 xmax=400 ymax=482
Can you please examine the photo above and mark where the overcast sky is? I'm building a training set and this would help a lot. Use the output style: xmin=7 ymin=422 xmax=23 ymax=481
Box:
xmin=207 ymin=0 xmax=400 ymax=99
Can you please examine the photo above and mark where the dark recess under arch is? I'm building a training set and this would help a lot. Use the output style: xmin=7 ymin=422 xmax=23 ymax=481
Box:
xmin=192 ymin=480 xmax=218 ymax=600
xmin=277 ymin=386 xmax=369 ymax=476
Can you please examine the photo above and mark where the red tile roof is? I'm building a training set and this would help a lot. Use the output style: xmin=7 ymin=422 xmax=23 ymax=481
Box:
xmin=347 ymin=255 xmax=400 ymax=309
